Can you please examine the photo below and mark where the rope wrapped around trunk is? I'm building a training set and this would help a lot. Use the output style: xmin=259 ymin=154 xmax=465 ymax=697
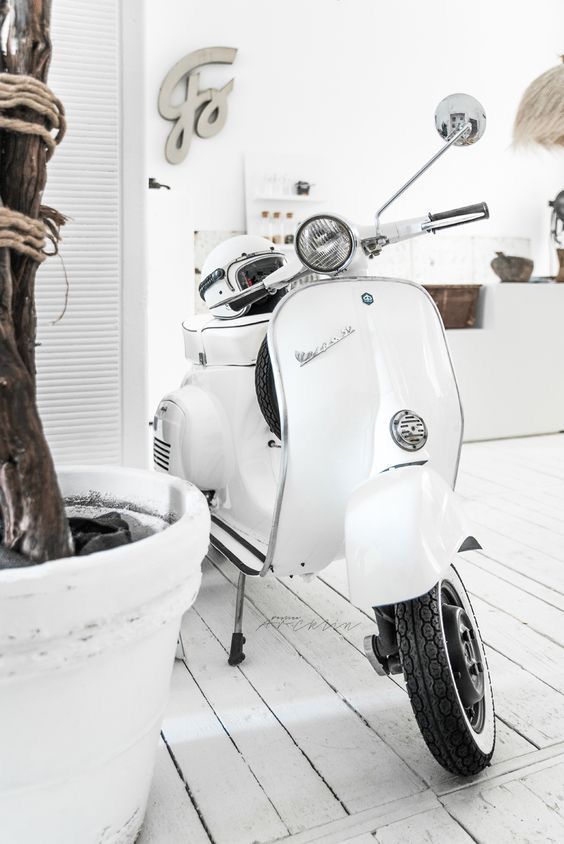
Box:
xmin=0 ymin=72 xmax=66 ymax=157
xmin=0 ymin=207 xmax=47 ymax=262
xmin=0 ymin=73 xmax=67 ymax=262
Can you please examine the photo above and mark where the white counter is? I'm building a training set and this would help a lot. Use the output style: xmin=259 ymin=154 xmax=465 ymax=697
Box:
xmin=446 ymin=284 xmax=564 ymax=441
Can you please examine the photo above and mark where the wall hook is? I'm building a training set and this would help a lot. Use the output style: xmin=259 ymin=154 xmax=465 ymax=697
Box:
xmin=148 ymin=177 xmax=171 ymax=190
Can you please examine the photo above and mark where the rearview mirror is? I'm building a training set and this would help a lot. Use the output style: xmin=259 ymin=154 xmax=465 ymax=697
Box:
xmin=435 ymin=93 xmax=486 ymax=146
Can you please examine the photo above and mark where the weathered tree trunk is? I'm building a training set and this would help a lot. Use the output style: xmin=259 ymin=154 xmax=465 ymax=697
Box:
xmin=0 ymin=0 xmax=72 ymax=563
xmin=1 ymin=0 xmax=53 ymax=375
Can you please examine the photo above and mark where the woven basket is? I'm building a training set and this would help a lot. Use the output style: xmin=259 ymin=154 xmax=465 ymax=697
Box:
xmin=423 ymin=284 xmax=482 ymax=329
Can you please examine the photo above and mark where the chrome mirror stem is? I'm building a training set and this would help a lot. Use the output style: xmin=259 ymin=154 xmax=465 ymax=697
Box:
xmin=374 ymin=121 xmax=471 ymax=235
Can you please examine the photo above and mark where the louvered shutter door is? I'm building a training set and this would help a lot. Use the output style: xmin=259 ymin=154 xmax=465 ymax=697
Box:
xmin=35 ymin=0 xmax=122 ymax=465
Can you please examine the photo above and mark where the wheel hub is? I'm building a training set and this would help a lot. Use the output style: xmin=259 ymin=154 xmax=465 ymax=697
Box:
xmin=442 ymin=603 xmax=485 ymax=707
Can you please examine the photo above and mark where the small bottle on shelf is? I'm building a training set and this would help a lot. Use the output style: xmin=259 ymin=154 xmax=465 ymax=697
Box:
xmin=284 ymin=212 xmax=295 ymax=245
xmin=272 ymin=211 xmax=283 ymax=244
xmin=260 ymin=210 xmax=271 ymax=241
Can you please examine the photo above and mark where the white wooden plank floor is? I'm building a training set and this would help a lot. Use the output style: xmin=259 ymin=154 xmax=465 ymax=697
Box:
xmin=140 ymin=434 xmax=564 ymax=843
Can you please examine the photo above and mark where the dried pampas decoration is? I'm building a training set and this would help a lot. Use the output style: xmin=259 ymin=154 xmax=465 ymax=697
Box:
xmin=513 ymin=57 xmax=564 ymax=148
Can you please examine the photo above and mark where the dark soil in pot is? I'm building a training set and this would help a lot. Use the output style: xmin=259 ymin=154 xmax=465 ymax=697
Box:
xmin=0 ymin=496 xmax=172 ymax=570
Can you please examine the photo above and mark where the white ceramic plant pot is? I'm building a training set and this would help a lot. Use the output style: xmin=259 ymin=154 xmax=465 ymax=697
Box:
xmin=0 ymin=466 xmax=210 ymax=844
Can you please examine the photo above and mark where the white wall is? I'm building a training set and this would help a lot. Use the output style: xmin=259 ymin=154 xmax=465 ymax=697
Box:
xmin=138 ymin=0 xmax=564 ymax=428
xmin=121 ymin=0 xmax=150 ymax=467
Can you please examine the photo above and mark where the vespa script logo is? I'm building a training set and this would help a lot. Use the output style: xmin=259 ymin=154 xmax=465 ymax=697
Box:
xmin=295 ymin=326 xmax=355 ymax=367
xmin=158 ymin=47 xmax=237 ymax=165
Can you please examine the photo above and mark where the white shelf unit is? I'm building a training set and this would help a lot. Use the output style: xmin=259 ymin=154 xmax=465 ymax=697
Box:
xmin=245 ymin=152 xmax=329 ymax=244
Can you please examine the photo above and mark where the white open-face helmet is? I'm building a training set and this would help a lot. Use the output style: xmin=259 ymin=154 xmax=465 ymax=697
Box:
xmin=199 ymin=235 xmax=286 ymax=319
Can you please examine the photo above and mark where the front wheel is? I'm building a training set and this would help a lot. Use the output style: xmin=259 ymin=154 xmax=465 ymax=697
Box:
xmin=395 ymin=565 xmax=495 ymax=775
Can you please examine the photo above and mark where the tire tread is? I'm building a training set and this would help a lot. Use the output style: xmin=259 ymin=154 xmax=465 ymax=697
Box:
xmin=395 ymin=579 xmax=495 ymax=776
xmin=255 ymin=337 xmax=281 ymax=439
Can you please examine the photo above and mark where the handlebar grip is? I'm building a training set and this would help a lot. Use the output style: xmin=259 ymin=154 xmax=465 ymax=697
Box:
xmin=428 ymin=202 xmax=489 ymax=222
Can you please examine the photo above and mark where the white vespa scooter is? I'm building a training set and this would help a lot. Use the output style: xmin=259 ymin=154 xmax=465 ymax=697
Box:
xmin=154 ymin=94 xmax=495 ymax=775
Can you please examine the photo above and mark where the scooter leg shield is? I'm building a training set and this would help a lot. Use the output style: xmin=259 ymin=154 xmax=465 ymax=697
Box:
xmin=345 ymin=465 xmax=479 ymax=611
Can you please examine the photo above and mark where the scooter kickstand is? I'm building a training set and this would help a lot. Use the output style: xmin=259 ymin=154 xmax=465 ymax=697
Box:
xmin=228 ymin=572 xmax=247 ymax=666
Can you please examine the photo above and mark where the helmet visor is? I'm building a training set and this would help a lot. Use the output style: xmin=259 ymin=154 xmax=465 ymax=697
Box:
xmin=235 ymin=255 xmax=285 ymax=290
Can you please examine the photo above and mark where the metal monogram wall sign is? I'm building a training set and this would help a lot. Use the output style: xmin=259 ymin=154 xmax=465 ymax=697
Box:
xmin=158 ymin=46 xmax=237 ymax=165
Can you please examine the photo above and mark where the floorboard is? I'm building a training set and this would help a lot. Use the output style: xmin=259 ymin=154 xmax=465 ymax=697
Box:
xmin=193 ymin=562 xmax=425 ymax=816
xmin=180 ymin=609 xmax=347 ymax=834
xmin=442 ymin=761 xmax=564 ymax=843
xmin=373 ymin=806 xmax=474 ymax=843
xmin=139 ymin=739 xmax=211 ymax=844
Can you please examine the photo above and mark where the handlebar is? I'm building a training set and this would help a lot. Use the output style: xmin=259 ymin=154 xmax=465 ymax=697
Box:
xmin=211 ymin=202 xmax=491 ymax=312
xmin=363 ymin=201 xmax=489 ymax=255
xmin=423 ymin=202 xmax=489 ymax=233
xmin=428 ymin=202 xmax=488 ymax=222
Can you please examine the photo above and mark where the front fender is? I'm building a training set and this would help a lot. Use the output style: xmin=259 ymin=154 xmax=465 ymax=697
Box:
xmin=345 ymin=465 xmax=479 ymax=611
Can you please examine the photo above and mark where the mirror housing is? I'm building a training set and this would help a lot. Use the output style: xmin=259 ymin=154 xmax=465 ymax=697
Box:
xmin=435 ymin=93 xmax=486 ymax=146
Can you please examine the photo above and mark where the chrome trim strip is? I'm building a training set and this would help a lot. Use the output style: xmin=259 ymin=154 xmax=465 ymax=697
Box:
xmin=201 ymin=316 xmax=271 ymax=333
xmin=211 ymin=514 xmax=266 ymax=563
xmin=379 ymin=459 xmax=428 ymax=473
xmin=209 ymin=534 xmax=261 ymax=576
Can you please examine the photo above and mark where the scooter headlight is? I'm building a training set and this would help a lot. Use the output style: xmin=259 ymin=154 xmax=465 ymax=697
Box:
xmin=296 ymin=215 xmax=357 ymax=273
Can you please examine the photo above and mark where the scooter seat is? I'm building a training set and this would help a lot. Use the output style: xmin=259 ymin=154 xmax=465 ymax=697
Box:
xmin=182 ymin=313 xmax=271 ymax=366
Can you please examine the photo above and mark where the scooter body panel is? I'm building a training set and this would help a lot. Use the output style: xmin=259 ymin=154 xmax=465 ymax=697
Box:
xmin=345 ymin=463 xmax=472 ymax=610
xmin=155 ymin=383 xmax=235 ymax=491
xmin=183 ymin=313 xmax=270 ymax=366
xmin=186 ymin=366 xmax=279 ymax=545
xmin=266 ymin=277 xmax=463 ymax=576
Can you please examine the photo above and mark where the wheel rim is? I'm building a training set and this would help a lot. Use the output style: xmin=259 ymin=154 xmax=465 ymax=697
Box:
xmin=441 ymin=580 xmax=486 ymax=733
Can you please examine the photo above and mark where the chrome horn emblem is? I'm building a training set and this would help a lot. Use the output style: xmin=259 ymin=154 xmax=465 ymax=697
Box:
xmin=390 ymin=410 xmax=428 ymax=451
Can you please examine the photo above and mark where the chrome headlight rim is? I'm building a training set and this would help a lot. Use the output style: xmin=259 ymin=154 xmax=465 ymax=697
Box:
xmin=295 ymin=214 xmax=358 ymax=274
